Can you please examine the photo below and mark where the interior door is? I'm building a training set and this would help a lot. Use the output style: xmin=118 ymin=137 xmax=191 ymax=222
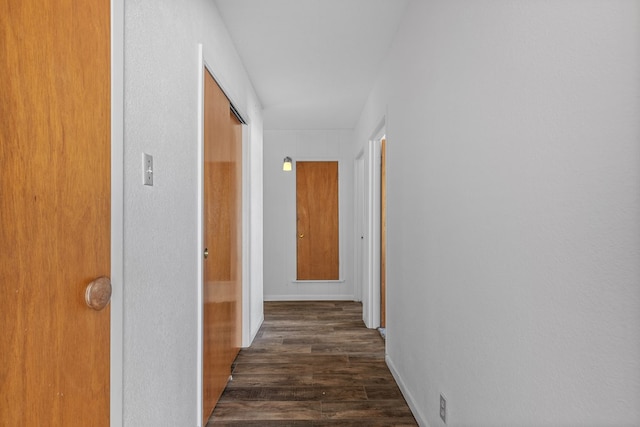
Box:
xmin=296 ymin=161 xmax=339 ymax=280
xmin=0 ymin=0 xmax=111 ymax=425
xmin=203 ymin=69 xmax=242 ymax=424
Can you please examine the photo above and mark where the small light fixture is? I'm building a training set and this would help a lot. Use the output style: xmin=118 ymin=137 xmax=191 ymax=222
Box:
xmin=283 ymin=156 xmax=292 ymax=172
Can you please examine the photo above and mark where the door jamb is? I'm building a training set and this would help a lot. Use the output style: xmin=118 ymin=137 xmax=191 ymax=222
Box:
xmin=111 ymin=0 xmax=125 ymax=425
xmin=354 ymin=151 xmax=365 ymax=303
xmin=361 ymin=121 xmax=385 ymax=329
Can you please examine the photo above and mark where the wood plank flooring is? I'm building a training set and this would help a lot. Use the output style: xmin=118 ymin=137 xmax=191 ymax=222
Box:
xmin=206 ymin=301 xmax=417 ymax=426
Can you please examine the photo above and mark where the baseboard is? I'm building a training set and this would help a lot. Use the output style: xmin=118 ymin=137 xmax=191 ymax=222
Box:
xmin=247 ymin=312 xmax=263 ymax=347
xmin=263 ymin=294 xmax=355 ymax=301
xmin=386 ymin=354 xmax=430 ymax=427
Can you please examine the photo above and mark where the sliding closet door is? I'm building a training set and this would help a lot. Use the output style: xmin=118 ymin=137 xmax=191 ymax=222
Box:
xmin=202 ymin=69 xmax=242 ymax=424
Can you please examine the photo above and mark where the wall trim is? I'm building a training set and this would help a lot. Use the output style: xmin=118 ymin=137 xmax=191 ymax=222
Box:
xmin=386 ymin=354 xmax=430 ymax=427
xmin=196 ymin=43 xmax=205 ymax=427
xmin=264 ymin=294 xmax=355 ymax=302
xmin=354 ymin=150 xmax=365 ymax=304
xmin=110 ymin=0 xmax=124 ymax=425
xmin=291 ymin=280 xmax=345 ymax=284
xmin=249 ymin=313 xmax=264 ymax=343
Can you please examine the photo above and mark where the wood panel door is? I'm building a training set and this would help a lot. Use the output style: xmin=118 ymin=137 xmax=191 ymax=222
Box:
xmin=296 ymin=161 xmax=339 ymax=280
xmin=0 ymin=0 xmax=111 ymax=425
xmin=203 ymin=69 xmax=242 ymax=424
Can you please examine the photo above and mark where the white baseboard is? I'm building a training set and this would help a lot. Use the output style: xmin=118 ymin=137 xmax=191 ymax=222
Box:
xmin=386 ymin=354 xmax=430 ymax=427
xmin=263 ymin=294 xmax=355 ymax=301
xmin=245 ymin=313 xmax=264 ymax=347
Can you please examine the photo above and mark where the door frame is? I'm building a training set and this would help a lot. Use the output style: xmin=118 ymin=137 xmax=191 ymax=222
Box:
xmin=111 ymin=0 xmax=125 ymax=425
xmin=290 ymin=157 xmax=345 ymax=284
xmin=354 ymin=151 xmax=365 ymax=303
xmin=358 ymin=121 xmax=386 ymax=329
xmin=196 ymin=44 xmax=251 ymax=426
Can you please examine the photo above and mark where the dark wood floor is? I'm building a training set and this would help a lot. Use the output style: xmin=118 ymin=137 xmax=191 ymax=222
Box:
xmin=206 ymin=301 xmax=417 ymax=426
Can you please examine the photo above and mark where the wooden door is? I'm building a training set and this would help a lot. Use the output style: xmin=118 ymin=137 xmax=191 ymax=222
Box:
xmin=203 ymin=70 xmax=242 ymax=424
xmin=0 ymin=0 xmax=111 ymax=425
xmin=296 ymin=161 xmax=339 ymax=280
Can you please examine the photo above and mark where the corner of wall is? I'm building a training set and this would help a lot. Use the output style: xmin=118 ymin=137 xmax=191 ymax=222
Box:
xmin=386 ymin=354 xmax=429 ymax=427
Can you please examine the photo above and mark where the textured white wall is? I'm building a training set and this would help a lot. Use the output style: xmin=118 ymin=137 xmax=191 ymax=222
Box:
xmin=123 ymin=1 xmax=263 ymax=425
xmin=248 ymin=119 xmax=265 ymax=341
xmin=355 ymin=1 xmax=640 ymax=426
xmin=263 ymin=130 xmax=355 ymax=300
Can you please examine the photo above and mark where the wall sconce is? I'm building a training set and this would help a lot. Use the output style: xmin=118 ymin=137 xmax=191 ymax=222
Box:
xmin=283 ymin=156 xmax=292 ymax=172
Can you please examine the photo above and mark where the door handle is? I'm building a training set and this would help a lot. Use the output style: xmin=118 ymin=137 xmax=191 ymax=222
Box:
xmin=299 ymin=233 xmax=304 ymax=239
xmin=204 ymin=248 xmax=209 ymax=259
xmin=85 ymin=276 xmax=112 ymax=311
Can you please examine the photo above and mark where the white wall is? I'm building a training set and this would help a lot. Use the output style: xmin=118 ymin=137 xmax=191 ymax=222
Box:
xmin=122 ymin=1 xmax=263 ymax=425
xmin=248 ymin=113 xmax=265 ymax=342
xmin=263 ymin=130 xmax=355 ymax=300
xmin=355 ymin=1 xmax=640 ymax=426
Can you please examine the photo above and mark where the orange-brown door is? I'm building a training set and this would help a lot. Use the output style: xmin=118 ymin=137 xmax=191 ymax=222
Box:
xmin=203 ymin=69 xmax=242 ymax=424
xmin=0 ymin=0 xmax=111 ymax=425
xmin=296 ymin=161 xmax=339 ymax=280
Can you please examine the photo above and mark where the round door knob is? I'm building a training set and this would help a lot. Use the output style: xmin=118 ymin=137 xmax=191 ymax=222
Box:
xmin=299 ymin=233 xmax=304 ymax=238
xmin=85 ymin=276 xmax=112 ymax=311
xmin=204 ymin=248 xmax=209 ymax=259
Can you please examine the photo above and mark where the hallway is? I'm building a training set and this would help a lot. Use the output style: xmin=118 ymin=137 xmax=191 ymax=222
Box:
xmin=207 ymin=301 xmax=417 ymax=426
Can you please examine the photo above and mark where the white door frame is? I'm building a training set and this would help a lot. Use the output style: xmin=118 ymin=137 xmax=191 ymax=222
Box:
xmin=364 ymin=138 xmax=381 ymax=329
xmin=111 ymin=0 xmax=125 ymax=425
xmin=359 ymin=122 xmax=385 ymax=329
xmin=354 ymin=152 xmax=365 ymax=303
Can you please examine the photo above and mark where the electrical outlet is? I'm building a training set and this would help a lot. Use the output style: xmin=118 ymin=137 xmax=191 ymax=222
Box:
xmin=142 ymin=153 xmax=153 ymax=186
xmin=440 ymin=394 xmax=447 ymax=423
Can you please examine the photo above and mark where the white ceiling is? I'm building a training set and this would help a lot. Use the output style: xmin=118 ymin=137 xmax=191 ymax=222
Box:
xmin=214 ymin=0 xmax=409 ymax=130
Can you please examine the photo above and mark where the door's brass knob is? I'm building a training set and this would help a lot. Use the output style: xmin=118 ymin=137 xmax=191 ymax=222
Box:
xmin=299 ymin=233 xmax=304 ymax=238
xmin=204 ymin=248 xmax=209 ymax=259
xmin=85 ymin=277 xmax=112 ymax=311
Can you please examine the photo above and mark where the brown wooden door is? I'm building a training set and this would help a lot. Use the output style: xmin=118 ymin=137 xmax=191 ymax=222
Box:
xmin=203 ymin=69 xmax=242 ymax=424
xmin=296 ymin=161 xmax=339 ymax=280
xmin=0 ymin=0 xmax=111 ymax=425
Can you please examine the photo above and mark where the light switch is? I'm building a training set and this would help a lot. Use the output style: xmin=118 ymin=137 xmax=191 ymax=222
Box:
xmin=143 ymin=153 xmax=153 ymax=186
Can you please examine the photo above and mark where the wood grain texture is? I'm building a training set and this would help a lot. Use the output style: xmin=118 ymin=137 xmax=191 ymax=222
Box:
xmin=0 ymin=0 xmax=111 ymax=424
xmin=296 ymin=162 xmax=340 ymax=280
xmin=203 ymin=70 xmax=243 ymax=424
xmin=207 ymin=302 xmax=417 ymax=426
